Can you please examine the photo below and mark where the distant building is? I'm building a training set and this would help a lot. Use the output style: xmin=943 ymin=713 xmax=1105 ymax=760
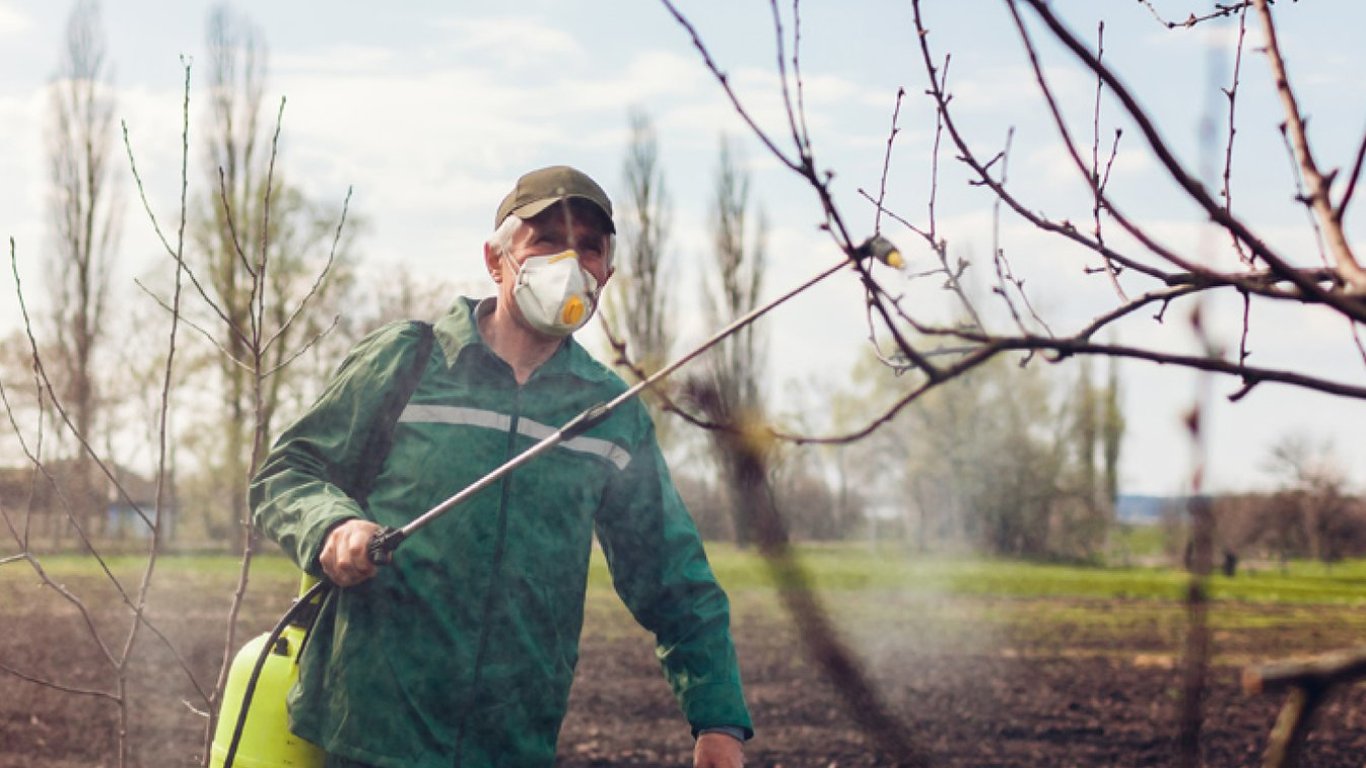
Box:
xmin=0 ymin=460 xmax=175 ymax=543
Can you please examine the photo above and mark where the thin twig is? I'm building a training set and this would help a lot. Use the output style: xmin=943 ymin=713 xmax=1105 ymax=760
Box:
xmin=262 ymin=186 xmax=352 ymax=353
xmin=123 ymin=104 xmax=237 ymax=336
xmin=263 ymin=314 xmax=341 ymax=378
xmin=928 ymin=54 xmax=948 ymax=248
xmin=117 ymin=55 xmax=211 ymax=712
xmin=767 ymin=0 xmax=806 ymax=161
xmin=0 ymin=661 xmax=118 ymax=701
xmin=1352 ymin=319 xmax=1366 ymax=369
xmin=873 ymin=87 xmax=905 ymax=235
xmin=9 ymin=245 xmax=144 ymax=598
xmin=1018 ymin=0 xmax=1366 ymax=319
xmin=1339 ymin=127 xmax=1366 ymax=218
xmin=134 ymin=278 xmax=253 ymax=372
xmin=250 ymin=97 xmax=288 ymax=351
xmin=1275 ymin=111 xmax=1331 ymax=270
xmin=1136 ymin=1 xmax=1255 ymax=29
xmin=1223 ymin=7 xmax=1252 ymax=264
xmin=658 ymin=0 xmax=801 ymax=173
xmin=789 ymin=0 xmax=813 ymax=157
xmin=1089 ymin=22 xmax=1128 ymax=300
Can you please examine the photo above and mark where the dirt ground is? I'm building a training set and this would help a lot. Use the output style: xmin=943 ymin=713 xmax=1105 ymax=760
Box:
xmin=2 ymin=571 xmax=1364 ymax=767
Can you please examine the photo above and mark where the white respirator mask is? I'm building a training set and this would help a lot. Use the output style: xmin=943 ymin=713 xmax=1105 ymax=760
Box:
xmin=505 ymin=249 xmax=600 ymax=338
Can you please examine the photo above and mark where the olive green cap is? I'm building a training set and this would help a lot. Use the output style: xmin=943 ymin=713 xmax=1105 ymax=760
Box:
xmin=494 ymin=165 xmax=615 ymax=233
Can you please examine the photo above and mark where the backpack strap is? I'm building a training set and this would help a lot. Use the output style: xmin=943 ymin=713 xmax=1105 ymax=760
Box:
xmin=350 ymin=320 xmax=435 ymax=509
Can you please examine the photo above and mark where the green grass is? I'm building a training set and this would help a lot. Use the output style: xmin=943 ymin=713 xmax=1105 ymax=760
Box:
xmin=0 ymin=551 xmax=306 ymax=582
xmin=8 ymin=543 xmax=1366 ymax=607
xmin=1108 ymin=522 xmax=1169 ymax=559
xmin=689 ymin=543 xmax=1366 ymax=606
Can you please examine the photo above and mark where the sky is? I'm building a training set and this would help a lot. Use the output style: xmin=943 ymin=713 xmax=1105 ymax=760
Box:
xmin=0 ymin=0 xmax=1363 ymax=497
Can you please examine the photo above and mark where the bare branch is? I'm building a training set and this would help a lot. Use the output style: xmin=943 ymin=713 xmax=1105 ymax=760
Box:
xmin=1136 ymin=1 xmax=1255 ymax=30
xmin=1339 ymin=127 xmax=1366 ymax=218
xmin=1353 ymin=320 xmax=1366 ymax=369
xmin=262 ymin=314 xmax=341 ymax=378
xmin=1251 ymin=0 xmax=1366 ymax=291
xmin=1016 ymin=0 xmax=1366 ymax=320
xmin=658 ymin=0 xmax=802 ymax=173
xmin=249 ymin=96 xmax=288 ymax=351
xmin=0 ymin=661 xmax=118 ymax=701
xmin=262 ymin=186 xmax=352 ymax=354
xmin=1333 ymin=127 xmax=1366 ymax=218
xmin=1223 ymin=7 xmax=1252 ymax=265
xmin=912 ymin=6 xmax=1170 ymax=284
xmin=767 ymin=0 xmax=807 ymax=161
xmin=1274 ymin=122 xmax=1331 ymax=269
xmin=788 ymin=0 xmax=813 ymax=156
xmin=117 ymin=53 xmax=212 ymax=712
xmin=133 ymin=278 xmax=254 ymax=372
xmin=122 ymin=68 xmax=238 ymax=339
xmin=1088 ymin=23 xmax=1128 ymax=301
xmin=217 ymin=165 xmax=258 ymax=280
xmin=872 ymin=87 xmax=905 ymax=235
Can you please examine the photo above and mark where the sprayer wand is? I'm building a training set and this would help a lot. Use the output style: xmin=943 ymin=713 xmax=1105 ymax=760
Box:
xmin=365 ymin=234 xmax=902 ymax=565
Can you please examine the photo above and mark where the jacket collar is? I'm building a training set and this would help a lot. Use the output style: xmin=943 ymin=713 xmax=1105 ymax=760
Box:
xmin=433 ymin=296 xmax=616 ymax=385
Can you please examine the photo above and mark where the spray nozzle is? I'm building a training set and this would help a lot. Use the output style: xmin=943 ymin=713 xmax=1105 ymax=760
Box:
xmin=853 ymin=234 xmax=903 ymax=269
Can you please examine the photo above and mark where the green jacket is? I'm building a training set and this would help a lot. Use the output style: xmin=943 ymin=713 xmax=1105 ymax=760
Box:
xmin=250 ymin=297 xmax=752 ymax=768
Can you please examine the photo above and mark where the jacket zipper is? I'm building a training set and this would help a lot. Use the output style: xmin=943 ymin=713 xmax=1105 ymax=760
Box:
xmin=453 ymin=386 xmax=520 ymax=766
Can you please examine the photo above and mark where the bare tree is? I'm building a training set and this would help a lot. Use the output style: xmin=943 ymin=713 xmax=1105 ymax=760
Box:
xmin=1264 ymin=433 xmax=1353 ymax=563
xmin=45 ymin=0 xmax=122 ymax=539
xmin=1 ymin=55 xmax=206 ymax=768
xmin=186 ymin=4 xmax=356 ymax=545
xmin=697 ymin=135 xmax=768 ymax=547
xmin=1101 ymin=355 xmax=1123 ymax=517
xmin=186 ymin=4 xmax=268 ymax=545
xmin=176 ymin=10 xmax=356 ymax=755
xmin=861 ymin=350 xmax=1111 ymax=559
xmin=605 ymin=109 xmax=675 ymax=374
xmin=1065 ymin=356 xmax=1121 ymax=558
xmin=601 ymin=109 xmax=678 ymax=446
xmin=655 ymin=0 xmax=1363 ymax=763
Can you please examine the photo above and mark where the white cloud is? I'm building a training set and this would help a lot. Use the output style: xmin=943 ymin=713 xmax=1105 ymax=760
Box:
xmin=274 ymin=45 xmax=398 ymax=75
xmin=0 ymin=88 xmax=51 ymax=305
xmin=951 ymin=61 xmax=1095 ymax=116
xmin=434 ymin=15 xmax=583 ymax=70
xmin=0 ymin=2 xmax=32 ymax=39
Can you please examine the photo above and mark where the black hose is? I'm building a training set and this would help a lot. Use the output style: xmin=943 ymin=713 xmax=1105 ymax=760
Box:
xmin=220 ymin=580 xmax=331 ymax=768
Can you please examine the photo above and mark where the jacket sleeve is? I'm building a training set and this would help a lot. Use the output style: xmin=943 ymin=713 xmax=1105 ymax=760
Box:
xmin=593 ymin=411 xmax=754 ymax=739
xmin=250 ymin=321 xmax=427 ymax=576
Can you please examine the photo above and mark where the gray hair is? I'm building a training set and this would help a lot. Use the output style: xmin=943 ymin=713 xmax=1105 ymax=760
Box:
xmin=488 ymin=214 xmax=523 ymax=259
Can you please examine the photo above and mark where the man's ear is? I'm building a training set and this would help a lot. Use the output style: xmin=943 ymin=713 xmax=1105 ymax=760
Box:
xmin=484 ymin=241 xmax=502 ymax=284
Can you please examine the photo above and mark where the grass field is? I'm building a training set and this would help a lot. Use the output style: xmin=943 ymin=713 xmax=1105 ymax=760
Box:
xmin=9 ymin=541 xmax=1366 ymax=606
xmin=11 ymin=542 xmax=1365 ymax=656
xmin=5 ymin=543 xmax=1366 ymax=766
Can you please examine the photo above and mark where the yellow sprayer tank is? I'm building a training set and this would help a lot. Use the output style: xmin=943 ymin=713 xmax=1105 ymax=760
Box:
xmin=209 ymin=576 xmax=325 ymax=768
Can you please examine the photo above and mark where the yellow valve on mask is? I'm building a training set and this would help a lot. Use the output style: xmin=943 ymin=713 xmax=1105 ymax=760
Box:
xmin=561 ymin=295 xmax=585 ymax=326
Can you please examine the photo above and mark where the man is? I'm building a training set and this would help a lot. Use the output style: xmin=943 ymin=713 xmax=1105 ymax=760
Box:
xmin=251 ymin=165 xmax=752 ymax=768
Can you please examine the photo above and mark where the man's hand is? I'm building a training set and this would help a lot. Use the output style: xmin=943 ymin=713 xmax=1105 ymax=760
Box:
xmin=320 ymin=519 xmax=382 ymax=587
xmin=693 ymin=732 xmax=744 ymax=768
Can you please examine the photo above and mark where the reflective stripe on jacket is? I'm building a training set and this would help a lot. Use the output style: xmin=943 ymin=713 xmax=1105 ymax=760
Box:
xmin=250 ymin=297 xmax=752 ymax=768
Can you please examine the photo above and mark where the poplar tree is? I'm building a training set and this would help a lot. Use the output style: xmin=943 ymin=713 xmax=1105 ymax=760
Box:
xmin=45 ymin=0 xmax=121 ymax=536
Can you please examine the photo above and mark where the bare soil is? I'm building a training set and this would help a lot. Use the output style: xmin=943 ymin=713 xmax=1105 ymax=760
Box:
xmin=2 ymin=569 xmax=1363 ymax=767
